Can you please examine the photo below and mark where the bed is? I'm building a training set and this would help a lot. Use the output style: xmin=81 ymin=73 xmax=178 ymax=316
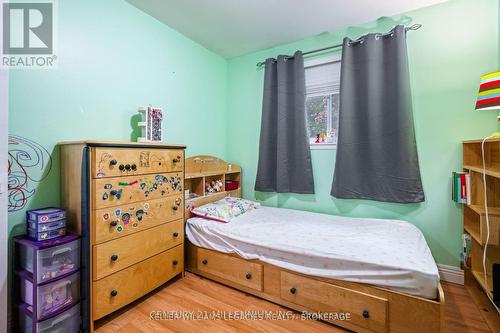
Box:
xmin=184 ymin=156 xmax=444 ymax=333
xmin=187 ymin=206 xmax=440 ymax=299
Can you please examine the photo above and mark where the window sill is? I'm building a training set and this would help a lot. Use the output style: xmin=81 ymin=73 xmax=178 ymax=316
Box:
xmin=310 ymin=144 xmax=336 ymax=150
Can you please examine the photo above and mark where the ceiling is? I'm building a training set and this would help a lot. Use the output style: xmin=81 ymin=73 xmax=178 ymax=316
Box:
xmin=126 ymin=0 xmax=446 ymax=59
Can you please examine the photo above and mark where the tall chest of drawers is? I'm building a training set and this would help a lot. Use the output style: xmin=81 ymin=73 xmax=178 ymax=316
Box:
xmin=59 ymin=141 xmax=186 ymax=332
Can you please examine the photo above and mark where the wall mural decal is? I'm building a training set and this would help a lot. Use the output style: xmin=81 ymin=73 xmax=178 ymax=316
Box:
xmin=8 ymin=135 xmax=52 ymax=212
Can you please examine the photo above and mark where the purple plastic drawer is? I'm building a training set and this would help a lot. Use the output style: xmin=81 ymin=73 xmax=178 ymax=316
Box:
xmin=19 ymin=302 xmax=80 ymax=333
xmin=21 ymin=271 xmax=80 ymax=320
xmin=18 ymin=235 xmax=80 ymax=284
xmin=28 ymin=227 xmax=66 ymax=241
xmin=28 ymin=220 xmax=66 ymax=233
xmin=27 ymin=207 xmax=66 ymax=224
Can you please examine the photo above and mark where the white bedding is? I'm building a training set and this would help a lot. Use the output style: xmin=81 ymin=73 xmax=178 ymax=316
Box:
xmin=186 ymin=206 xmax=440 ymax=299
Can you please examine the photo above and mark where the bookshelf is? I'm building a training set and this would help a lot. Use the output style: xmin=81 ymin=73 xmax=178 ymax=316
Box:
xmin=184 ymin=155 xmax=241 ymax=214
xmin=462 ymin=138 xmax=500 ymax=303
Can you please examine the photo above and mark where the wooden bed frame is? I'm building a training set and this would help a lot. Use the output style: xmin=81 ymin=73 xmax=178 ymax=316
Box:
xmin=184 ymin=156 xmax=445 ymax=333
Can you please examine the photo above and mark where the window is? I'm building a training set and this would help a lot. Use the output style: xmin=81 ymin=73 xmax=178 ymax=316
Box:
xmin=305 ymin=55 xmax=341 ymax=149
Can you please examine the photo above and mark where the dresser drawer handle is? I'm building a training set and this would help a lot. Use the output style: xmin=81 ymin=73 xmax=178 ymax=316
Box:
xmin=245 ymin=273 xmax=252 ymax=280
xmin=289 ymin=287 xmax=296 ymax=294
xmin=111 ymin=254 xmax=118 ymax=261
xmin=173 ymin=156 xmax=181 ymax=163
xmin=173 ymin=260 xmax=178 ymax=265
xmin=173 ymin=232 xmax=179 ymax=237
xmin=202 ymin=259 xmax=208 ymax=265
xmin=110 ymin=159 xmax=117 ymax=166
xmin=172 ymin=205 xmax=179 ymax=211
xmin=110 ymin=290 xmax=118 ymax=297
xmin=362 ymin=310 xmax=369 ymax=319
xmin=110 ymin=221 xmax=118 ymax=227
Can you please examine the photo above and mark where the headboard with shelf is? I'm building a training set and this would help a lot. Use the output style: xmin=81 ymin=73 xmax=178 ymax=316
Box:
xmin=184 ymin=155 xmax=241 ymax=219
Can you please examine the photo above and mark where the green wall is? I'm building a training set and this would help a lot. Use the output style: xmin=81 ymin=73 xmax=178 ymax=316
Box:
xmin=226 ymin=0 xmax=499 ymax=267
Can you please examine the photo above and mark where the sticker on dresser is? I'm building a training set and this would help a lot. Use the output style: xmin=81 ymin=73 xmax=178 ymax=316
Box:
xmin=93 ymin=172 xmax=184 ymax=209
xmin=92 ymin=148 xmax=184 ymax=178
xmin=93 ymin=196 xmax=184 ymax=243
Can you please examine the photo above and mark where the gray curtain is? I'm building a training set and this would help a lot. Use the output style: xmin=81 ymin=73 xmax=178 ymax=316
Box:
xmin=331 ymin=25 xmax=424 ymax=203
xmin=255 ymin=51 xmax=314 ymax=194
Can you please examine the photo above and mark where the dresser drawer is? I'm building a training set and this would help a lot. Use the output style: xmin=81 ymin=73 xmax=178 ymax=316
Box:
xmin=280 ymin=272 xmax=388 ymax=333
xmin=93 ymin=220 xmax=183 ymax=280
xmin=92 ymin=148 xmax=184 ymax=178
xmin=197 ymin=248 xmax=262 ymax=291
xmin=93 ymin=244 xmax=183 ymax=320
xmin=93 ymin=172 xmax=183 ymax=209
xmin=94 ymin=195 xmax=183 ymax=244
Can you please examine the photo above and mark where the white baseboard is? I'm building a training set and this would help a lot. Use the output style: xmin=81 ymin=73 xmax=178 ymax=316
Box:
xmin=438 ymin=264 xmax=464 ymax=285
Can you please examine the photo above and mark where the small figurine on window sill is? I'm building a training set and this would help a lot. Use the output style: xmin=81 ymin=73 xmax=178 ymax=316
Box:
xmin=315 ymin=134 xmax=321 ymax=143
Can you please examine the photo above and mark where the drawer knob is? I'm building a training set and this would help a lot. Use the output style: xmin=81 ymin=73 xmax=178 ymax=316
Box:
xmin=110 ymin=221 xmax=118 ymax=227
xmin=111 ymin=254 xmax=119 ymax=261
xmin=119 ymin=164 xmax=125 ymax=171
xmin=131 ymin=164 xmax=137 ymax=170
xmin=110 ymin=159 xmax=117 ymax=166
xmin=245 ymin=273 xmax=252 ymax=280
xmin=289 ymin=287 xmax=296 ymax=294
xmin=202 ymin=259 xmax=208 ymax=265
xmin=173 ymin=260 xmax=178 ymax=265
xmin=362 ymin=310 xmax=369 ymax=319
xmin=173 ymin=156 xmax=181 ymax=163
xmin=173 ymin=232 xmax=179 ymax=237
xmin=110 ymin=190 xmax=122 ymax=199
xmin=110 ymin=290 xmax=118 ymax=297
xmin=172 ymin=205 xmax=179 ymax=211
xmin=125 ymin=164 xmax=131 ymax=171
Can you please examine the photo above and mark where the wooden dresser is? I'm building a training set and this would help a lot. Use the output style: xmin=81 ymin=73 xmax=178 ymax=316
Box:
xmin=59 ymin=141 xmax=186 ymax=332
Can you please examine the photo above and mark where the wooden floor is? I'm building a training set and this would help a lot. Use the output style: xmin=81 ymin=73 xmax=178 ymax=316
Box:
xmin=95 ymin=272 xmax=496 ymax=333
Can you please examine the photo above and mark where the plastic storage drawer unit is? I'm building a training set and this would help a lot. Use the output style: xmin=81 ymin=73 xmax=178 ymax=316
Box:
xmin=17 ymin=235 xmax=80 ymax=284
xmin=20 ymin=271 xmax=80 ymax=320
xmin=19 ymin=303 xmax=80 ymax=333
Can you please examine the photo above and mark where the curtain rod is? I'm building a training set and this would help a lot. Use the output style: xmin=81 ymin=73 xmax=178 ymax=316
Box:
xmin=256 ymin=24 xmax=422 ymax=68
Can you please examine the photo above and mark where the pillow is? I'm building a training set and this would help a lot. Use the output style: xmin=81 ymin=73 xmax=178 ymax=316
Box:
xmin=191 ymin=197 xmax=260 ymax=222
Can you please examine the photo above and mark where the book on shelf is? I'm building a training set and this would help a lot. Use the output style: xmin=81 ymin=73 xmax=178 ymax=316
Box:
xmin=452 ymin=172 xmax=470 ymax=204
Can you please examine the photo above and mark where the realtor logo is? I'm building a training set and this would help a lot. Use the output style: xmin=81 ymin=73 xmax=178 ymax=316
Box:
xmin=1 ymin=1 xmax=57 ymax=68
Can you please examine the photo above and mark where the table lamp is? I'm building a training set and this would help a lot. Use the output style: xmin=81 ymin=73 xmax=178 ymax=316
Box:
xmin=476 ymin=71 xmax=500 ymax=138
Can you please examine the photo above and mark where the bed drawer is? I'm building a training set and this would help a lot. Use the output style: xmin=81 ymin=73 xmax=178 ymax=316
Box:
xmin=280 ymin=272 xmax=388 ymax=333
xmin=93 ymin=172 xmax=183 ymax=209
xmin=94 ymin=195 xmax=183 ymax=244
xmin=93 ymin=244 xmax=183 ymax=320
xmin=92 ymin=148 xmax=184 ymax=178
xmin=197 ymin=248 xmax=263 ymax=291
xmin=93 ymin=220 xmax=183 ymax=280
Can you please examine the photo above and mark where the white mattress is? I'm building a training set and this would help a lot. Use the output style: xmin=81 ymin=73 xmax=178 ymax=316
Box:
xmin=186 ymin=206 xmax=440 ymax=299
